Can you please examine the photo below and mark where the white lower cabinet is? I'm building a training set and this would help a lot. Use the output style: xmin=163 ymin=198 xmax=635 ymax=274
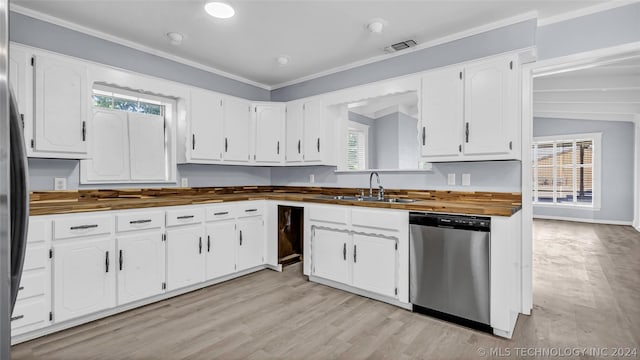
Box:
xmin=311 ymin=228 xmax=349 ymax=284
xmin=166 ymin=226 xmax=205 ymax=291
xmin=53 ymin=236 xmax=116 ymax=323
xmin=351 ymin=234 xmax=397 ymax=298
xmin=237 ymin=217 xmax=265 ymax=271
xmin=204 ymin=221 xmax=237 ymax=280
xmin=116 ymin=231 xmax=165 ymax=305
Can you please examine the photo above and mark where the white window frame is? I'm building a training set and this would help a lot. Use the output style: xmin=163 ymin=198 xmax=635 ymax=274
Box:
xmin=532 ymin=132 xmax=601 ymax=210
xmin=347 ymin=121 xmax=369 ymax=170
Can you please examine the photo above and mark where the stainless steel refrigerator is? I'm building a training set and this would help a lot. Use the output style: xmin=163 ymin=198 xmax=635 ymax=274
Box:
xmin=2 ymin=0 xmax=31 ymax=357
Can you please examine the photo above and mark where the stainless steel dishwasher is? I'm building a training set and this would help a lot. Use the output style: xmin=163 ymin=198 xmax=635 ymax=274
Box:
xmin=409 ymin=212 xmax=491 ymax=329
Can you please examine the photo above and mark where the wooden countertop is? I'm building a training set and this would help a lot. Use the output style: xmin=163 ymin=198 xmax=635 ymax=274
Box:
xmin=29 ymin=186 xmax=522 ymax=217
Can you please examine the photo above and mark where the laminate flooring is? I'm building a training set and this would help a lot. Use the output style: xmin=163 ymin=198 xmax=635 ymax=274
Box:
xmin=12 ymin=220 xmax=640 ymax=359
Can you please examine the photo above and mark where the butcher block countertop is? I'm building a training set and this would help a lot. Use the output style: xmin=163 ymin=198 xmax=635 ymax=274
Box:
xmin=29 ymin=186 xmax=522 ymax=217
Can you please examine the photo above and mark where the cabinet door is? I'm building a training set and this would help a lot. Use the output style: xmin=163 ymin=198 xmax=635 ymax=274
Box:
xmin=254 ymin=104 xmax=284 ymax=163
xmin=129 ymin=112 xmax=166 ymax=181
xmin=53 ymin=236 xmax=116 ymax=323
xmin=34 ymin=54 xmax=89 ymax=155
xmin=205 ymin=222 xmax=237 ymax=280
xmin=81 ymin=109 xmax=130 ymax=182
xmin=302 ymin=100 xmax=323 ymax=162
xmin=223 ymin=97 xmax=251 ymax=162
xmin=352 ymin=234 xmax=397 ymax=298
xmin=311 ymin=228 xmax=349 ymax=284
xmin=9 ymin=46 xmax=32 ymax=152
xmin=166 ymin=226 xmax=205 ymax=291
xmin=236 ymin=217 xmax=264 ymax=271
xmin=117 ymin=231 xmax=165 ymax=305
xmin=190 ymin=89 xmax=223 ymax=161
xmin=464 ymin=56 xmax=517 ymax=155
xmin=420 ymin=68 xmax=464 ymax=158
xmin=285 ymin=102 xmax=304 ymax=163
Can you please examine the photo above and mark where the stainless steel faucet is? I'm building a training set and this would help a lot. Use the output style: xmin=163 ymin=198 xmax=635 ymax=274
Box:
xmin=369 ymin=171 xmax=384 ymax=200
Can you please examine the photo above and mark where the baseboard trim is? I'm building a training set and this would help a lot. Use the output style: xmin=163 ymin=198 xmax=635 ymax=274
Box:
xmin=309 ymin=275 xmax=411 ymax=310
xmin=533 ymin=215 xmax=632 ymax=226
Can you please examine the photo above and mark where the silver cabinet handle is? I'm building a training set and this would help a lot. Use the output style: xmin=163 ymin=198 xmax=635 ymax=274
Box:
xmin=343 ymin=243 xmax=346 ymax=261
xmin=82 ymin=121 xmax=87 ymax=142
xmin=225 ymin=138 xmax=228 ymax=152
xmin=214 ymin=211 xmax=229 ymax=216
xmin=354 ymin=245 xmax=357 ymax=263
xmin=297 ymin=140 xmax=301 ymax=154
xmin=177 ymin=215 xmax=194 ymax=220
xmin=199 ymin=237 xmax=202 ymax=254
xmin=129 ymin=219 xmax=152 ymax=224
xmin=422 ymin=126 xmax=426 ymax=146
xmin=207 ymin=235 xmax=211 ymax=252
xmin=239 ymin=230 xmax=243 ymax=246
xmin=11 ymin=315 xmax=24 ymax=322
xmin=465 ymin=122 xmax=469 ymax=143
xmin=192 ymin=134 xmax=196 ymax=150
xmin=317 ymin=138 xmax=320 ymax=152
xmin=277 ymin=141 xmax=280 ymax=155
xmin=105 ymin=251 xmax=110 ymax=273
xmin=119 ymin=250 xmax=123 ymax=271
xmin=245 ymin=209 xmax=258 ymax=213
xmin=70 ymin=224 xmax=98 ymax=230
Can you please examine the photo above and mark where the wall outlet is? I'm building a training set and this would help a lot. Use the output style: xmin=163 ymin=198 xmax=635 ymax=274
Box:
xmin=54 ymin=178 xmax=67 ymax=190
xmin=309 ymin=174 xmax=315 ymax=184
xmin=447 ymin=173 xmax=456 ymax=186
xmin=181 ymin=178 xmax=189 ymax=187
xmin=462 ymin=173 xmax=471 ymax=186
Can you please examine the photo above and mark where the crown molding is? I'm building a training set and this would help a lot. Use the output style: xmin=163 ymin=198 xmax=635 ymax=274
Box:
xmin=537 ymin=0 xmax=640 ymax=27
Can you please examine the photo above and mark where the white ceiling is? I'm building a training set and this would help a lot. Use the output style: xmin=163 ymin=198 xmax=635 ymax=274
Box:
xmin=533 ymin=55 xmax=640 ymax=122
xmin=12 ymin=0 xmax=622 ymax=89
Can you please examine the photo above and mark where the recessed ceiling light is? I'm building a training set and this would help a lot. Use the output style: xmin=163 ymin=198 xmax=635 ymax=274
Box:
xmin=366 ymin=18 xmax=387 ymax=34
xmin=277 ymin=56 xmax=291 ymax=67
xmin=166 ymin=32 xmax=184 ymax=45
xmin=204 ymin=2 xmax=235 ymax=19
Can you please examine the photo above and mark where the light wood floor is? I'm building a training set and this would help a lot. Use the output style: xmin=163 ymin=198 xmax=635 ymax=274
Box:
xmin=12 ymin=220 xmax=640 ymax=359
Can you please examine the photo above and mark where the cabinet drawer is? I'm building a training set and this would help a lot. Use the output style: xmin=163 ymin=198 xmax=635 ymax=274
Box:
xmin=236 ymin=203 xmax=263 ymax=217
xmin=205 ymin=206 xmax=235 ymax=222
xmin=54 ymin=215 xmax=113 ymax=239
xmin=309 ymin=205 xmax=349 ymax=225
xmin=22 ymin=243 xmax=47 ymax=271
xmin=117 ymin=210 xmax=164 ymax=232
xmin=27 ymin=219 xmax=49 ymax=243
xmin=17 ymin=271 xmax=46 ymax=300
xmin=166 ymin=208 xmax=204 ymax=227
xmin=11 ymin=297 xmax=47 ymax=331
xmin=352 ymin=208 xmax=406 ymax=231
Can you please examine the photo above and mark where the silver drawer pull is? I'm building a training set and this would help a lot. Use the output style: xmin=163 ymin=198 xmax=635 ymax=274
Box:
xmin=129 ymin=219 xmax=152 ymax=224
xmin=70 ymin=224 xmax=98 ymax=230
xmin=245 ymin=209 xmax=258 ymax=213
xmin=11 ymin=315 xmax=24 ymax=322
xmin=18 ymin=286 xmax=24 ymax=291
xmin=177 ymin=215 xmax=195 ymax=220
xmin=214 ymin=212 xmax=229 ymax=216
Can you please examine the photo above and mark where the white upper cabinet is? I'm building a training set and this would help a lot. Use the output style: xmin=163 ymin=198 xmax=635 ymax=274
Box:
xmin=223 ymin=97 xmax=251 ymax=163
xmin=33 ymin=53 xmax=89 ymax=157
xmin=464 ymin=55 xmax=518 ymax=156
xmin=253 ymin=103 xmax=285 ymax=164
xmin=83 ymin=109 xmax=130 ymax=182
xmin=302 ymin=99 xmax=324 ymax=162
xmin=128 ymin=112 xmax=166 ymax=181
xmin=420 ymin=67 xmax=464 ymax=158
xmin=189 ymin=88 xmax=224 ymax=162
xmin=285 ymin=102 xmax=304 ymax=163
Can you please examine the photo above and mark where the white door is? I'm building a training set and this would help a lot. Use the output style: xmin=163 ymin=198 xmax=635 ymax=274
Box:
xmin=166 ymin=226 xmax=205 ymax=290
xmin=311 ymin=228 xmax=349 ymax=284
xmin=302 ymin=100 xmax=323 ymax=162
xmin=285 ymin=102 xmax=304 ymax=163
xmin=9 ymin=46 xmax=31 ymax=151
xmin=53 ymin=236 xmax=116 ymax=322
xmin=223 ymin=97 xmax=251 ymax=162
xmin=190 ymin=89 xmax=223 ymax=161
xmin=254 ymin=104 xmax=284 ymax=163
xmin=464 ymin=55 xmax=517 ymax=155
xmin=236 ymin=217 xmax=264 ymax=271
xmin=205 ymin=222 xmax=237 ymax=280
xmin=420 ymin=67 xmax=464 ymax=158
xmin=116 ymin=231 xmax=165 ymax=305
xmin=128 ymin=112 xmax=166 ymax=181
xmin=82 ymin=109 xmax=130 ymax=182
xmin=33 ymin=54 xmax=88 ymax=155
xmin=351 ymin=234 xmax=397 ymax=298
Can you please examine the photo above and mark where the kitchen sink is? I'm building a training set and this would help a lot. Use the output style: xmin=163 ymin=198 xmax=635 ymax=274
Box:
xmin=315 ymin=195 xmax=418 ymax=203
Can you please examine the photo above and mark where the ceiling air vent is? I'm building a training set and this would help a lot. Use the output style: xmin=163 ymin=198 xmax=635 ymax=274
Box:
xmin=384 ymin=40 xmax=417 ymax=53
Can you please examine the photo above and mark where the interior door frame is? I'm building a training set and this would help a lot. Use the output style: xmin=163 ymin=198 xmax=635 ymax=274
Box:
xmin=520 ymin=41 xmax=640 ymax=315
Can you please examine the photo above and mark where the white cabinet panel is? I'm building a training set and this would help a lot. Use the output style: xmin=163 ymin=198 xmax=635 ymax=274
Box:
xmin=166 ymin=208 xmax=204 ymax=227
xmin=53 ymin=215 xmax=112 ymax=240
xmin=420 ymin=67 xmax=464 ymax=158
xmin=33 ymin=54 xmax=88 ymax=156
xmin=205 ymin=222 xmax=237 ymax=280
xmin=302 ymin=100 xmax=323 ymax=162
xmin=53 ymin=236 xmax=116 ymax=322
xmin=116 ymin=210 xmax=163 ymax=233
xmin=16 ymin=271 xmax=46 ymax=300
xmin=129 ymin=112 xmax=166 ymax=181
xmin=352 ymin=234 xmax=397 ymax=298
xmin=236 ymin=217 xmax=264 ymax=271
xmin=190 ymin=88 xmax=224 ymax=161
xmin=9 ymin=46 xmax=32 ymax=152
xmin=83 ymin=109 xmax=130 ymax=181
xmin=254 ymin=104 xmax=284 ymax=164
xmin=464 ymin=55 xmax=517 ymax=155
xmin=311 ymin=228 xmax=349 ymax=284
xmin=223 ymin=97 xmax=251 ymax=162
xmin=285 ymin=102 xmax=304 ymax=163
xmin=117 ymin=231 xmax=165 ymax=305
xmin=10 ymin=297 xmax=48 ymax=335
xmin=166 ymin=226 xmax=205 ymax=290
